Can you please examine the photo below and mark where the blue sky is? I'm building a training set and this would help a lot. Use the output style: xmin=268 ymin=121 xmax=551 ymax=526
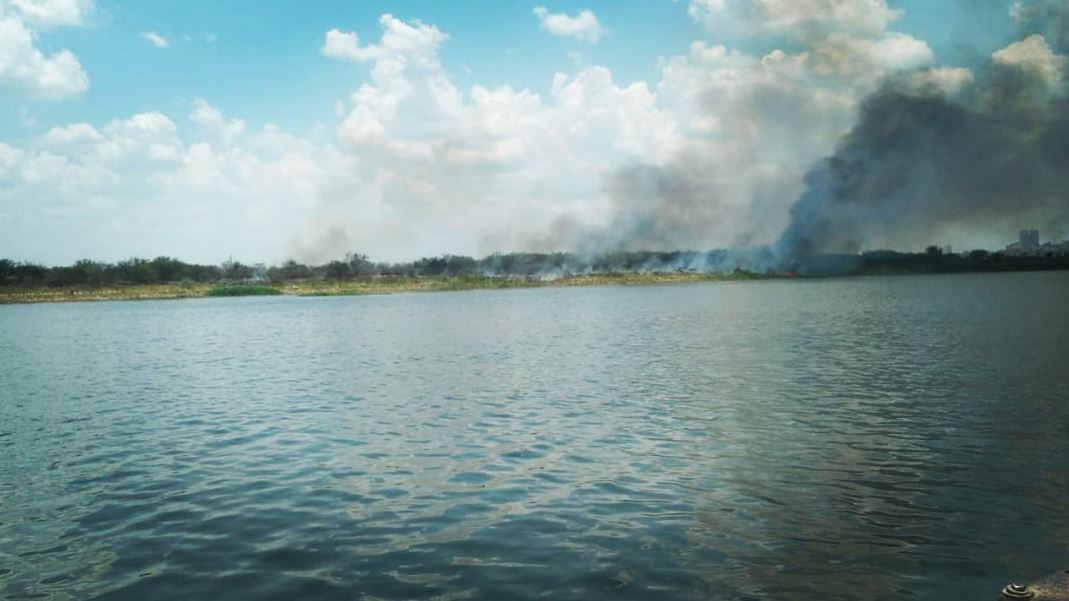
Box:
xmin=0 ymin=0 xmax=1050 ymax=264
xmin=3 ymin=0 xmax=1018 ymax=141
xmin=3 ymin=1 xmax=700 ymax=140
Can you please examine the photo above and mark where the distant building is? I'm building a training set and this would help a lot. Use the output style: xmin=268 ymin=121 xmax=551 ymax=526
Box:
xmin=1004 ymin=228 xmax=1069 ymax=257
xmin=1020 ymin=229 xmax=1040 ymax=248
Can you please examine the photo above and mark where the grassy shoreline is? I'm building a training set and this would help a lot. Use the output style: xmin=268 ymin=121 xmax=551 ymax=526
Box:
xmin=0 ymin=272 xmax=770 ymax=305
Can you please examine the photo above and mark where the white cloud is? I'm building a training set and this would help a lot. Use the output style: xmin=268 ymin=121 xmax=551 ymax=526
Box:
xmin=1 ymin=104 xmax=338 ymax=263
xmin=319 ymin=14 xmax=678 ymax=260
xmin=140 ymin=31 xmax=169 ymax=49
xmin=992 ymin=34 xmax=1067 ymax=88
xmin=1010 ymin=1 xmax=1029 ymax=23
xmin=40 ymin=121 xmax=103 ymax=146
xmin=533 ymin=6 xmax=604 ymax=44
xmin=322 ymin=15 xmax=447 ymax=64
xmin=808 ymin=31 xmax=932 ymax=84
xmin=0 ymin=142 xmax=24 ymax=177
xmin=0 ymin=7 xmax=968 ymax=264
xmin=0 ymin=11 xmax=88 ymax=97
xmin=4 ymin=0 xmax=92 ymax=26
xmin=32 ymin=14 xmax=654 ymax=261
xmin=689 ymin=0 xmax=900 ymax=40
xmin=191 ymin=99 xmax=246 ymax=144
xmin=897 ymin=67 xmax=975 ymax=96
xmin=322 ymin=29 xmax=370 ymax=61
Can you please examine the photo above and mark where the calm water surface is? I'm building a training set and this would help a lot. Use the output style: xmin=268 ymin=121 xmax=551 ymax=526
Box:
xmin=2 ymin=272 xmax=1068 ymax=600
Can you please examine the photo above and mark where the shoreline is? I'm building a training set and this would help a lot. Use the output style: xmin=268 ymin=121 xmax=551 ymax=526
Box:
xmin=3 ymin=267 xmax=1066 ymax=305
xmin=0 ymin=272 xmax=769 ymax=305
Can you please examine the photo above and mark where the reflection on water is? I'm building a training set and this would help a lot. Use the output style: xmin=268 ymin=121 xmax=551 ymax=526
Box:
xmin=1 ymin=271 xmax=1068 ymax=600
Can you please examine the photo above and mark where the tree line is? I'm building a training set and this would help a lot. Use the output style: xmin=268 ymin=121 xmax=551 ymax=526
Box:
xmin=0 ymin=251 xmax=742 ymax=287
xmin=2 ymin=247 xmax=1067 ymax=287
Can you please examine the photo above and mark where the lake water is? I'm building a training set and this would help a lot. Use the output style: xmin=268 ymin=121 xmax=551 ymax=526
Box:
xmin=2 ymin=272 xmax=1068 ymax=600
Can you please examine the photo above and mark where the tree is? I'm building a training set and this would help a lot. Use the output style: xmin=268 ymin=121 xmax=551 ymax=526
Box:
xmin=151 ymin=256 xmax=187 ymax=282
xmin=12 ymin=262 xmax=47 ymax=285
xmin=348 ymin=253 xmax=377 ymax=276
xmin=322 ymin=261 xmax=351 ymax=279
xmin=115 ymin=258 xmax=158 ymax=284
xmin=0 ymin=259 xmax=14 ymax=284
xmin=269 ymin=260 xmax=313 ymax=282
xmin=222 ymin=260 xmax=254 ymax=281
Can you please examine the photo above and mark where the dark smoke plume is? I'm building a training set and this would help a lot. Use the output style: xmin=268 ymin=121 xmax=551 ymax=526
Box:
xmin=778 ymin=86 xmax=1069 ymax=256
xmin=778 ymin=1 xmax=1069 ymax=259
xmin=562 ymin=1 xmax=1069 ymax=270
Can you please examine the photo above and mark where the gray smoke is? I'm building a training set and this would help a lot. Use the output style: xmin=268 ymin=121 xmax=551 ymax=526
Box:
xmin=601 ymin=151 xmax=779 ymax=252
xmin=1012 ymin=0 xmax=1068 ymax=51
xmin=556 ymin=1 xmax=1069 ymax=268
xmin=778 ymin=1 xmax=1069 ymax=258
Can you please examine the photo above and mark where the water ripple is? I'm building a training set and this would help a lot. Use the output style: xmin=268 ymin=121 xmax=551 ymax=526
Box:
xmin=1 ymin=273 xmax=1068 ymax=600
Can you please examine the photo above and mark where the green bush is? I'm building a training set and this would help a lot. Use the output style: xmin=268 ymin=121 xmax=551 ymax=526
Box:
xmin=205 ymin=285 xmax=282 ymax=297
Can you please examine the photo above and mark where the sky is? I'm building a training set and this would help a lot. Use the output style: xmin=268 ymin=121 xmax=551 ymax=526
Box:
xmin=0 ymin=0 xmax=1053 ymax=265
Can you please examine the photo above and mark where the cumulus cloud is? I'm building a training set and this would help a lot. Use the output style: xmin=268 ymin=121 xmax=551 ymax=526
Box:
xmin=313 ymin=14 xmax=677 ymax=261
xmin=533 ymin=6 xmax=604 ymax=43
xmin=139 ymin=31 xmax=169 ymax=48
xmin=689 ymin=0 xmax=900 ymax=40
xmin=0 ymin=0 xmax=89 ymax=98
xmin=1 ymin=103 xmax=337 ymax=263
xmin=895 ymin=66 xmax=974 ymax=97
xmin=992 ymin=34 xmax=1067 ymax=88
xmin=4 ymin=0 xmax=92 ymax=26
xmin=322 ymin=29 xmax=372 ymax=61
xmin=40 ymin=121 xmax=103 ymax=146
xmin=2 ymin=3 xmax=1041 ymax=265
xmin=0 ymin=14 xmax=648 ymax=262
xmin=321 ymin=15 xmax=447 ymax=64
xmin=190 ymin=99 xmax=246 ymax=144
xmin=808 ymin=32 xmax=932 ymax=83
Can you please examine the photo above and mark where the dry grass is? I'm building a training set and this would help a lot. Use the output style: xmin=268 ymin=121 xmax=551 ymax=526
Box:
xmin=0 ymin=272 xmax=768 ymax=305
xmin=0 ymin=282 xmax=212 ymax=304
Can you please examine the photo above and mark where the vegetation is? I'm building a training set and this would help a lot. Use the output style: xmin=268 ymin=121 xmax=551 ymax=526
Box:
xmin=205 ymin=285 xmax=283 ymax=297
xmin=785 ymin=246 xmax=1069 ymax=276
xmin=1 ymin=246 xmax=1066 ymax=304
xmin=0 ymin=264 xmax=763 ymax=305
xmin=0 ymin=250 xmax=765 ymax=290
xmin=848 ymin=247 xmax=1069 ymax=276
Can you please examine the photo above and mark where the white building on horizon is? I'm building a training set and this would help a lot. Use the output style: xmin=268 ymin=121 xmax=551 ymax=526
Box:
xmin=1004 ymin=229 xmax=1069 ymax=257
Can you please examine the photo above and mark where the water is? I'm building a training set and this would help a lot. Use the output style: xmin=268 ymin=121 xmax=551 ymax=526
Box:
xmin=2 ymin=272 xmax=1068 ymax=600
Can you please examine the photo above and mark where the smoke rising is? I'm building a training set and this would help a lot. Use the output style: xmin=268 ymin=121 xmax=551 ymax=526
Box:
xmin=778 ymin=1 xmax=1069 ymax=258
xmin=779 ymin=87 xmax=1069 ymax=256
xmin=538 ymin=1 xmax=938 ymax=261
xmin=559 ymin=0 xmax=1069 ymax=269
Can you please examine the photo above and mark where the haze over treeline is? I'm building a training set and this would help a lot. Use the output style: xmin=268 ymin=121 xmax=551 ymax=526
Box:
xmin=4 ymin=244 xmax=1069 ymax=288
xmin=777 ymin=2 xmax=1069 ymax=258
xmin=0 ymin=251 xmax=766 ymax=286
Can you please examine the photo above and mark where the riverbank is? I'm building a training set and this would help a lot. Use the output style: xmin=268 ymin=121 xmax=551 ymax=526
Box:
xmin=0 ymin=272 xmax=769 ymax=305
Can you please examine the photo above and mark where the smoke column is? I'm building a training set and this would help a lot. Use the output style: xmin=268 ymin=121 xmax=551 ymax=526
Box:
xmin=563 ymin=0 xmax=1069 ymax=270
xmin=777 ymin=1 xmax=1069 ymax=259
